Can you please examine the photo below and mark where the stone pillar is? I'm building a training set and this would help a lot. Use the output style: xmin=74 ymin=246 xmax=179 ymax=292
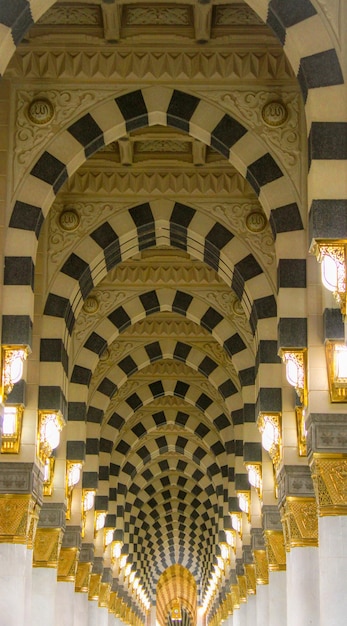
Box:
xmin=245 ymin=595 xmax=256 ymax=625
xmin=98 ymin=566 xmax=112 ymax=624
xmin=307 ymin=412 xmax=347 ymax=626
xmin=242 ymin=545 xmax=256 ymax=597
xmin=0 ymin=462 xmax=42 ymax=626
xmin=251 ymin=528 xmax=269 ymax=626
xmin=278 ymin=465 xmax=319 ymax=626
xmin=262 ymin=505 xmax=287 ymax=626
xmin=32 ymin=503 xmax=66 ymax=626
xmin=55 ymin=525 xmax=82 ymax=626
xmin=149 ymin=604 xmax=156 ymax=626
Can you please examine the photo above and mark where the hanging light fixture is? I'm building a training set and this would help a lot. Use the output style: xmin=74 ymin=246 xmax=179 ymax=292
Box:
xmin=313 ymin=241 xmax=347 ymax=316
xmin=236 ymin=491 xmax=250 ymax=517
xmin=38 ymin=410 xmax=65 ymax=463
xmin=1 ymin=404 xmax=24 ymax=453
xmin=279 ymin=348 xmax=307 ymax=406
xmin=257 ymin=412 xmax=281 ymax=468
xmin=65 ymin=460 xmax=83 ymax=519
xmin=0 ymin=345 xmax=29 ymax=403
xmin=81 ymin=488 xmax=96 ymax=537
xmin=325 ymin=339 xmax=347 ymax=402
xmin=111 ymin=529 xmax=124 ymax=562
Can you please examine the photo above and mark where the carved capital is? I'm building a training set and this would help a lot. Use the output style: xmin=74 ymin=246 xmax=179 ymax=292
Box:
xmin=244 ymin=563 xmax=256 ymax=595
xmin=280 ymin=497 xmax=318 ymax=550
xmin=307 ymin=413 xmax=347 ymax=457
xmin=57 ymin=547 xmax=80 ymax=582
xmin=98 ymin=567 xmax=112 ymax=608
xmin=33 ymin=528 xmax=63 ymax=567
xmin=277 ymin=464 xmax=315 ymax=506
xmin=75 ymin=561 xmax=92 ymax=593
xmin=253 ymin=550 xmax=269 ymax=585
xmin=264 ymin=530 xmax=286 ymax=571
xmin=311 ymin=456 xmax=347 ymax=516
xmin=230 ymin=584 xmax=240 ymax=610
xmin=0 ymin=494 xmax=41 ymax=545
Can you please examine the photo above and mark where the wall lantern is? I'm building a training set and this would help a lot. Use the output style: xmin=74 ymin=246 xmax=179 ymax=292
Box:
xmin=111 ymin=529 xmax=124 ymax=562
xmin=43 ymin=456 xmax=55 ymax=496
xmin=313 ymin=241 xmax=347 ymax=316
xmin=65 ymin=461 xmax=83 ymax=519
xmin=245 ymin=463 xmax=262 ymax=497
xmin=236 ymin=491 xmax=250 ymax=517
xmin=0 ymin=345 xmax=29 ymax=403
xmin=229 ymin=512 xmax=242 ymax=536
xmin=38 ymin=410 xmax=65 ymax=463
xmin=325 ymin=339 xmax=347 ymax=402
xmin=279 ymin=349 xmax=307 ymax=406
xmin=1 ymin=405 xmax=24 ymax=453
xmin=257 ymin=412 xmax=281 ymax=468
xmin=81 ymin=488 xmax=96 ymax=537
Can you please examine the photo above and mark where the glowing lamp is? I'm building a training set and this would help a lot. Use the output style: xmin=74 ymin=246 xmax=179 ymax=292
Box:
xmin=1 ymin=345 xmax=29 ymax=402
xmin=325 ymin=340 xmax=347 ymax=402
xmin=280 ymin=349 xmax=307 ymax=406
xmin=83 ymin=489 xmax=95 ymax=512
xmin=314 ymin=242 xmax=347 ymax=315
xmin=38 ymin=411 xmax=65 ymax=462
xmin=237 ymin=491 xmax=250 ymax=515
xmin=95 ymin=511 xmax=106 ymax=532
xmin=1 ymin=405 xmax=23 ymax=454
xmin=257 ymin=412 xmax=281 ymax=468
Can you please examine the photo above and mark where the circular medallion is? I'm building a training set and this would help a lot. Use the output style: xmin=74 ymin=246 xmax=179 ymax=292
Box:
xmin=100 ymin=348 xmax=110 ymax=361
xmin=261 ymin=101 xmax=288 ymax=127
xmin=83 ymin=297 xmax=99 ymax=315
xmin=27 ymin=98 xmax=54 ymax=125
xmin=59 ymin=209 xmax=80 ymax=232
xmin=246 ymin=211 xmax=266 ymax=233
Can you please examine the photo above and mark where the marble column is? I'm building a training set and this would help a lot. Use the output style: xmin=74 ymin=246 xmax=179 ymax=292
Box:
xmin=233 ymin=604 xmax=247 ymax=626
xmin=307 ymin=412 xmax=347 ymax=626
xmin=262 ymin=505 xmax=287 ymax=626
xmin=0 ymin=462 xmax=42 ymax=626
xmin=31 ymin=503 xmax=66 ymax=626
xmin=278 ymin=465 xmax=319 ymax=626
xmin=55 ymin=525 xmax=82 ymax=626
xmin=245 ymin=595 xmax=257 ymax=625
xmin=87 ymin=556 xmax=105 ymax=626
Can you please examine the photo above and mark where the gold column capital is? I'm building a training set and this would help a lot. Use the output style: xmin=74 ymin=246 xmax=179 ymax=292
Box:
xmin=310 ymin=455 xmax=347 ymax=516
xmin=75 ymin=561 xmax=92 ymax=592
xmin=244 ymin=563 xmax=256 ymax=595
xmin=57 ymin=546 xmax=80 ymax=582
xmin=88 ymin=572 xmax=102 ymax=601
xmin=33 ymin=527 xmax=64 ymax=567
xmin=237 ymin=575 xmax=247 ymax=603
xmin=230 ymin=584 xmax=240 ymax=610
xmin=253 ymin=550 xmax=269 ymax=585
xmin=264 ymin=530 xmax=286 ymax=571
xmin=0 ymin=493 xmax=40 ymax=545
xmin=98 ymin=581 xmax=111 ymax=608
xmin=281 ymin=497 xmax=318 ymax=550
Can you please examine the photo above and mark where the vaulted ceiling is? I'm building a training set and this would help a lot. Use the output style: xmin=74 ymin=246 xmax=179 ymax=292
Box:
xmin=4 ymin=1 xmax=307 ymax=623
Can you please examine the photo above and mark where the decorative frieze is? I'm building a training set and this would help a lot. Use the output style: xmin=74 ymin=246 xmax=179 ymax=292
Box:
xmin=57 ymin=525 xmax=82 ymax=582
xmin=262 ymin=505 xmax=286 ymax=571
xmin=0 ymin=463 xmax=43 ymax=545
xmin=8 ymin=50 xmax=294 ymax=82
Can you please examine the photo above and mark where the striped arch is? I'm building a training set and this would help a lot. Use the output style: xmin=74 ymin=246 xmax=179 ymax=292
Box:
xmin=0 ymin=3 xmax=343 ymax=242
xmin=75 ymin=341 xmax=245 ymax=414
xmin=5 ymin=89 xmax=306 ymax=349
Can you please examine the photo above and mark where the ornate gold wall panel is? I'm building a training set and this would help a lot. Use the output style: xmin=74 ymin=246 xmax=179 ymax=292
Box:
xmin=244 ymin=564 xmax=256 ymax=595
